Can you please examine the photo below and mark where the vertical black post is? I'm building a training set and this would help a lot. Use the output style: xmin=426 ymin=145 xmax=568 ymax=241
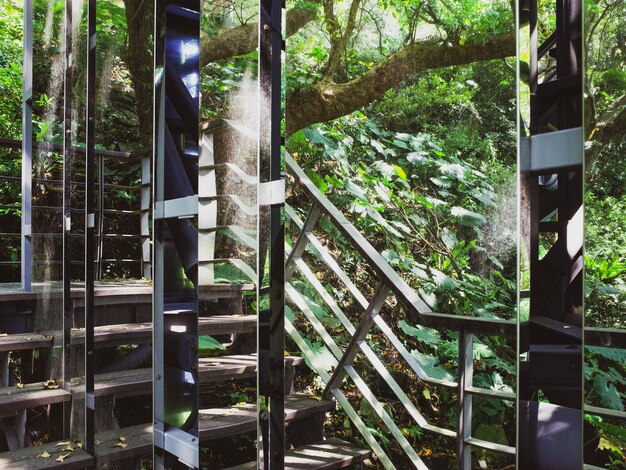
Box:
xmin=21 ymin=0 xmax=33 ymax=292
xmin=62 ymin=0 xmax=73 ymax=438
xmin=85 ymin=0 xmax=97 ymax=456
xmin=259 ymin=0 xmax=284 ymax=466
xmin=519 ymin=0 xmax=583 ymax=467
xmin=153 ymin=0 xmax=200 ymax=465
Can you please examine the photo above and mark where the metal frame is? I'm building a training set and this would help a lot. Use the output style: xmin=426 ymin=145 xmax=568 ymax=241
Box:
xmin=258 ymin=0 xmax=285 ymax=466
xmin=21 ymin=0 xmax=33 ymax=292
xmin=85 ymin=0 xmax=97 ymax=455
xmin=153 ymin=0 xmax=200 ymax=465
xmin=519 ymin=0 xmax=584 ymax=468
xmin=62 ymin=0 xmax=73 ymax=437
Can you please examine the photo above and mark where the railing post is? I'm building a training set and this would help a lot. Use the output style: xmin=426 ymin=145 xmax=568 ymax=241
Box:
xmin=457 ymin=330 xmax=473 ymax=470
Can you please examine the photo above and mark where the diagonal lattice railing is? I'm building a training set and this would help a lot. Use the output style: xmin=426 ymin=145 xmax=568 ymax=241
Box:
xmin=284 ymin=153 xmax=626 ymax=470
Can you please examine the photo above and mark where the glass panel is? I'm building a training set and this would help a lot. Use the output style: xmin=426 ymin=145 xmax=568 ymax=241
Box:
xmin=198 ymin=0 xmax=260 ymax=466
xmin=286 ymin=0 xmax=517 ymax=467
xmin=518 ymin=0 xmax=584 ymax=467
xmin=154 ymin=0 xmax=200 ymax=466
xmin=583 ymin=0 xmax=626 ymax=466
xmin=30 ymin=0 xmax=67 ymax=441
xmin=66 ymin=0 xmax=87 ymax=448
xmin=93 ymin=0 xmax=153 ymax=465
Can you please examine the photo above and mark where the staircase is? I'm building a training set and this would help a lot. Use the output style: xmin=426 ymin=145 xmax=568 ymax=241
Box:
xmin=0 ymin=280 xmax=371 ymax=469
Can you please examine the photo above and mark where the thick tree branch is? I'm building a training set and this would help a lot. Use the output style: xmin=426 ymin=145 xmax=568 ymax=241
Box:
xmin=286 ymin=32 xmax=516 ymax=135
xmin=200 ymin=5 xmax=318 ymax=67
xmin=323 ymin=0 xmax=362 ymax=81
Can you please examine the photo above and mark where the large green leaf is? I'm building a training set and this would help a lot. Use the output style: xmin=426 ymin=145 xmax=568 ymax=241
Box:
xmin=450 ymin=206 xmax=486 ymax=227
xmin=586 ymin=346 xmax=626 ymax=363
xmin=474 ymin=423 xmax=508 ymax=446
xmin=410 ymin=351 xmax=455 ymax=381
xmin=593 ymin=375 xmax=624 ymax=411
xmin=398 ymin=320 xmax=442 ymax=345
xmin=199 ymin=335 xmax=226 ymax=352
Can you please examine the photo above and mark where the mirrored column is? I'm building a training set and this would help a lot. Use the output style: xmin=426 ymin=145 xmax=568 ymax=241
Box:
xmin=518 ymin=0 xmax=584 ymax=468
xmin=582 ymin=0 xmax=626 ymax=467
xmin=153 ymin=0 xmax=200 ymax=466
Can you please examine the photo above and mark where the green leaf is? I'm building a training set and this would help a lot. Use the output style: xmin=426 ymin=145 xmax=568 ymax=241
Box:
xmin=586 ymin=346 xmax=626 ymax=363
xmin=345 ymin=180 xmax=369 ymax=202
xmin=450 ymin=206 xmax=486 ymax=227
xmin=394 ymin=165 xmax=408 ymax=180
xmin=474 ymin=423 xmax=508 ymax=446
xmin=473 ymin=342 xmax=495 ymax=360
xmin=410 ymin=351 xmax=455 ymax=381
xmin=198 ymin=335 xmax=226 ymax=351
xmin=593 ymin=375 xmax=624 ymax=411
xmin=406 ymin=151 xmax=427 ymax=165
xmin=398 ymin=320 xmax=442 ymax=345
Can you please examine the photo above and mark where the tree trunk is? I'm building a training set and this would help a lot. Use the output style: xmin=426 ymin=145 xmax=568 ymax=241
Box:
xmin=124 ymin=0 xmax=154 ymax=147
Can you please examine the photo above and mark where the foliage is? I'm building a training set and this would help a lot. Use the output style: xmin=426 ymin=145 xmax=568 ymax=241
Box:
xmin=290 ymin=112 xmax=516 ymax=320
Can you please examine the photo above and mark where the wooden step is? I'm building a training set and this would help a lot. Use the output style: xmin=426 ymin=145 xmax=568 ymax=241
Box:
xmin=0 ymin=314 xmax=256 ymax=352
xmin=225 ymin=438 xmax=372 ymax=470
xmin=0 ymin=398 xmax=339 ymax=469
xmin=0 ymin=423 xmax=152 ymax=469
xmin=0 ymin=354 xmax=303 ymax=413
xmin=0 ymin=384 xmax=70 ymax=414
xmin=75 ymin=355 xmax=303 ymax=398
xmin=199 ymin=355 xmax=304 ymax=384
xmin=0 ymin=442 xmax=93 ymax=469
xmin=199 ymin=394 xmax=334 ymax=441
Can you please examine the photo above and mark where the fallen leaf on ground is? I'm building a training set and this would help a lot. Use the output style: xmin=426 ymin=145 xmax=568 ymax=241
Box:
xmin=55 ymin=441 xmax=71 ymax=447
xmin=63 ymin=445 xmax=74 ymax=452
xmin=118 ymin=436 xmax=126 ymax=442
xmin=310 ymin=396 xmax=322 ymax=401
xmin=43 ymin=379 xmax=60 ymax=389
xmin=56 ymin=452 xmax=71 ymax=463
xmin=113 ymin=442 xmax=128 ymax=448
xmin=16 ymin=383 xmax=24 ymax=389
xmin=38 ymin=451 xmax=51 ymax=458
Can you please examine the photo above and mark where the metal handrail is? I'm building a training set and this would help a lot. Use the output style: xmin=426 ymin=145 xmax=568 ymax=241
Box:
xmin=284 ymin=153 xmax=626 ymax=469
xmin=287 ymin=154 xmax=516 ymax=337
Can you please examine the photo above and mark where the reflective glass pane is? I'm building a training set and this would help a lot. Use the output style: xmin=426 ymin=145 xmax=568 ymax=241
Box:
xmin=197 ymin=0 xmax=260 ymax=466
xmin=286 ymin=0 xmax=517 ymax=467
xmin=583 ymin=0 xmax=626 ymax=466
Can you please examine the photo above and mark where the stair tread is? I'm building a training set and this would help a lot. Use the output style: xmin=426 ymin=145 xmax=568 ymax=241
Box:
xmin=0 ymin=315 xmax=256 ymax=352
xmin=199 ymin=394 xmax=334 ymax=440
xmin=0 ymin=399 xmax=342 ymax=468
xmin=0 ymin=385 xmax=71 ymax=413
xmin=0 ymin=354 xmax=303 ymax=412
xmin=225 ymin=438 xmax=372 ymax=470
xmin=0 ymin=442 xmax=93 ymax=469
xmin=0 ymin=423 xmax=152 ymax=469
xmin=198 ymin=354 xmax=304 ymax=384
